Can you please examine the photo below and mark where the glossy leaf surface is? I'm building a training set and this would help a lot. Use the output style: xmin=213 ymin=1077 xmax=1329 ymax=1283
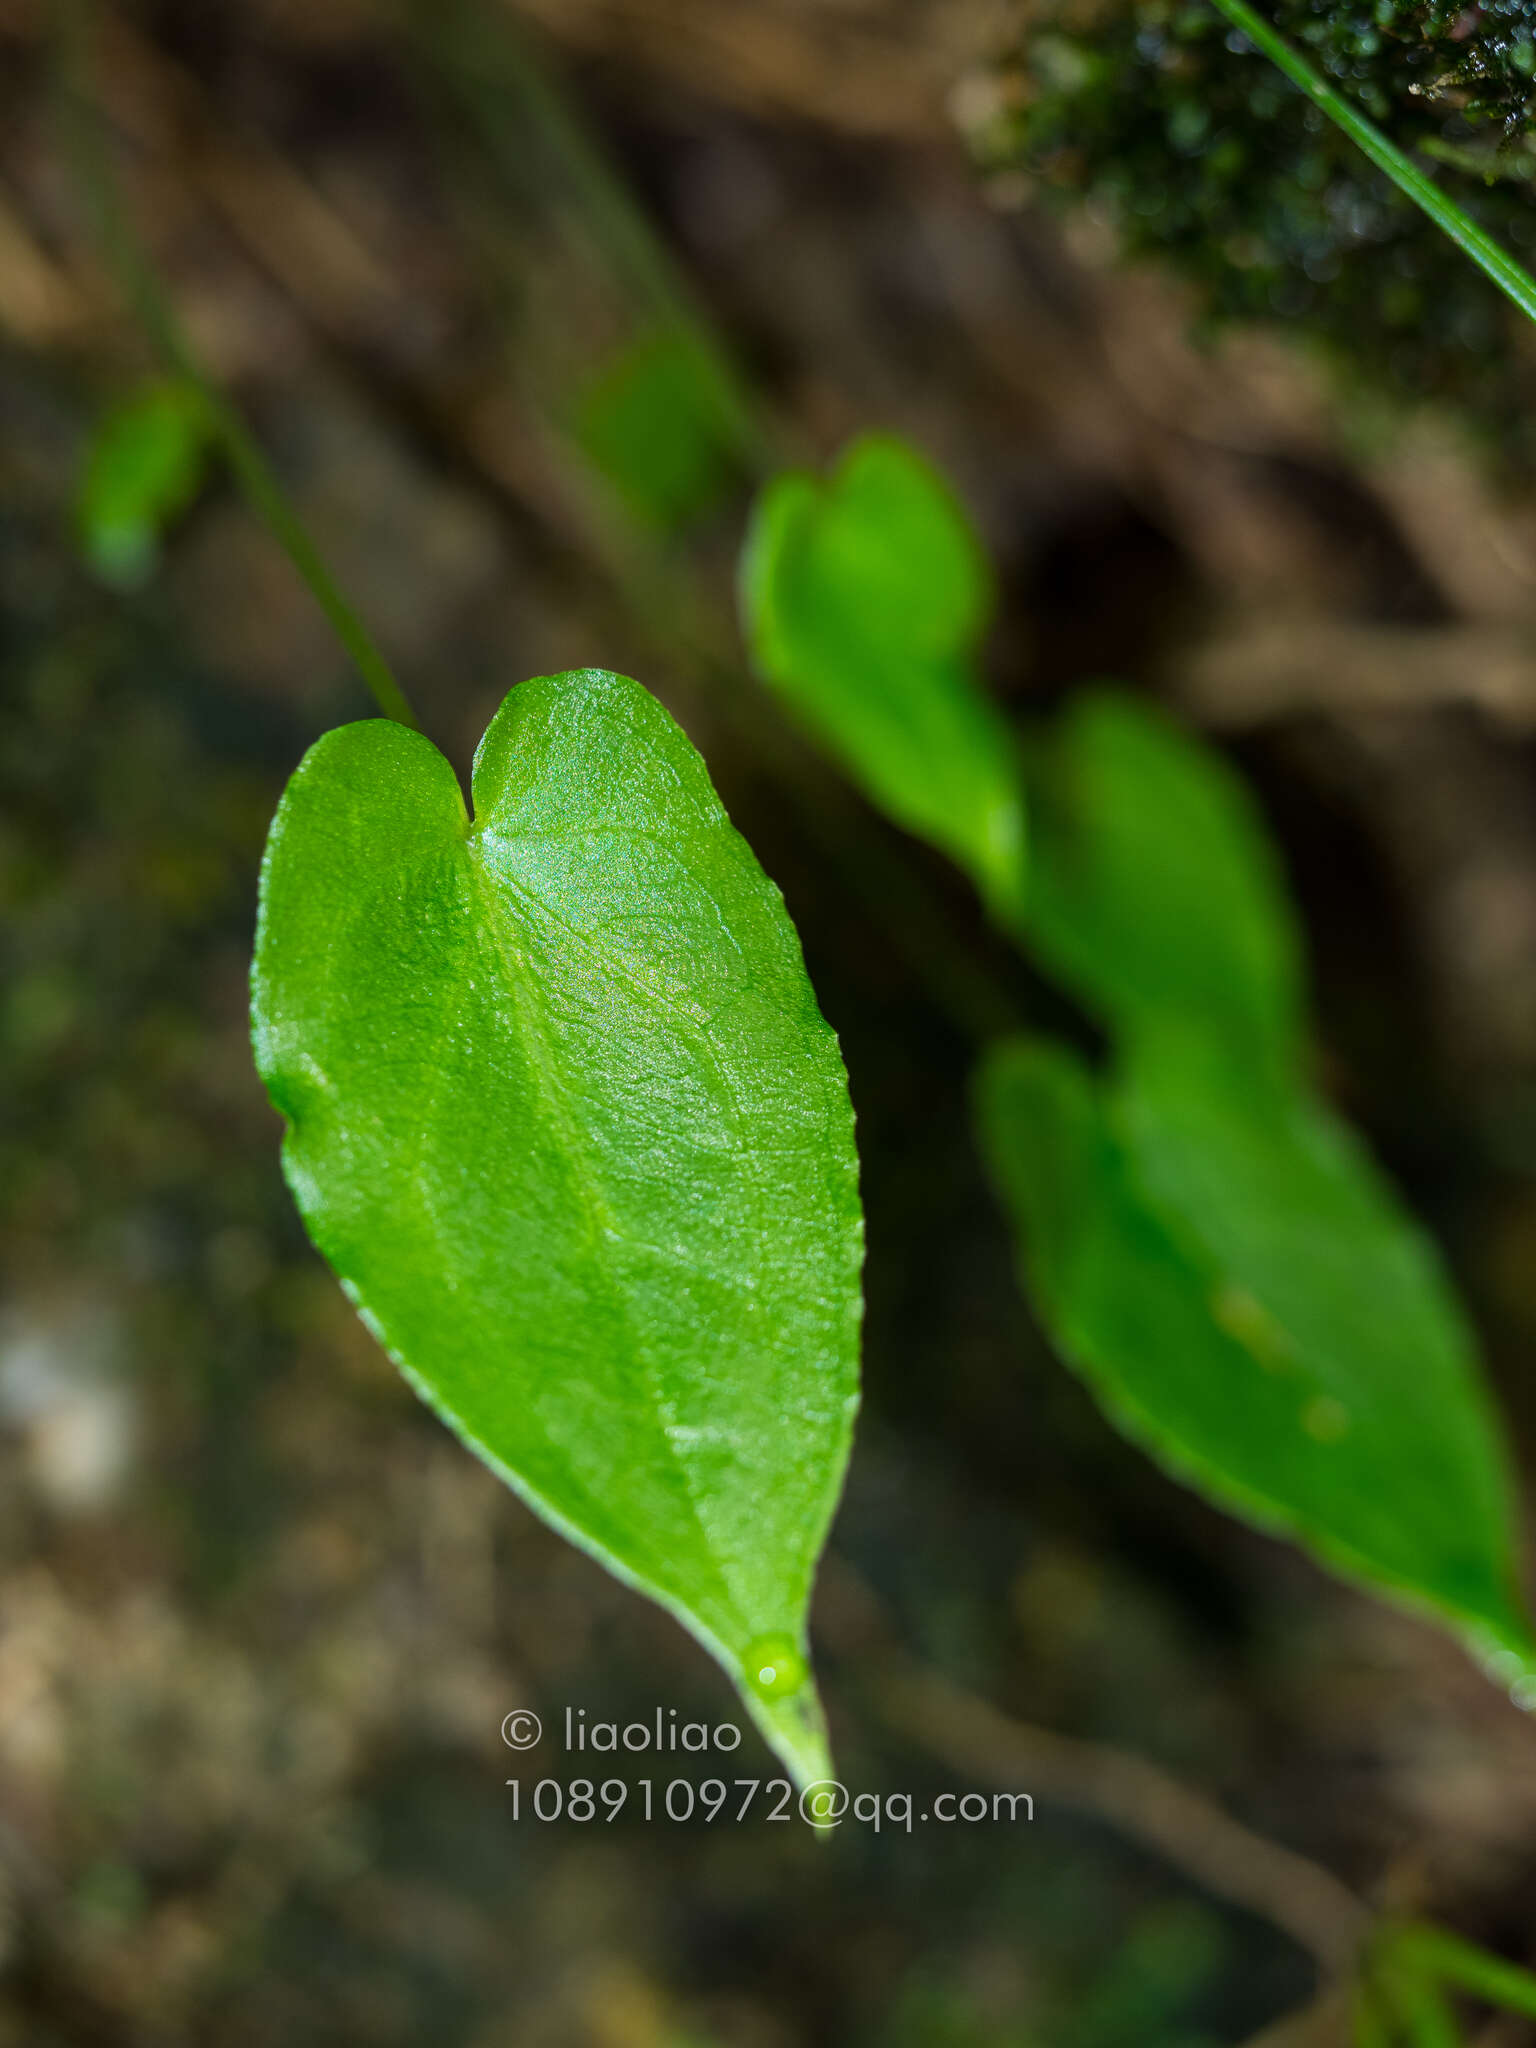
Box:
xmin=741 ymin=434 xmax=1027 ymax=922
xmin=251 ymin=670 xmax=863 ymax=1781
xmin=978 ymin=1037 xmax=1533 ymax=1673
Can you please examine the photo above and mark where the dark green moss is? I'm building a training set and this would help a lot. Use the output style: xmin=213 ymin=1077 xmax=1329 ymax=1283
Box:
xmin=980 ymin=0 xmax=1536 ymax=460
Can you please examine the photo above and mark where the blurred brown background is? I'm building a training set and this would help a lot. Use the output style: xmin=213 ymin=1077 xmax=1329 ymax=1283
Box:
xmin=3 ymin=1 xmax=1536 ymax=2042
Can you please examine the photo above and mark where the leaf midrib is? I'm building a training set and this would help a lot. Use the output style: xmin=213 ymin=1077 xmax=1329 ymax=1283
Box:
xmin=462 ymin=836 xmax=750 ymax=1633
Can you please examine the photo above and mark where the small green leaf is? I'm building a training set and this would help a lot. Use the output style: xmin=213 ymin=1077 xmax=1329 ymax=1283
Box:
xmin=251 ymin=670 xmax=863 ymax=1783
xmin=1024 ymin=692 xmax=1304 ymax=1077
xmin=977 ymin=1037 xmax=1534 ymax=1677
xmin=741 ymin=434 xmax=1027 ymax=923
xmin=574 ymin=330 xmax=741 ymax=533
xmin=77 ymin=380 xmax=213 ymax=588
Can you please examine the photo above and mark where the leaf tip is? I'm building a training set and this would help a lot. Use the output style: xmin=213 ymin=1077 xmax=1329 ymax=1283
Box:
xmin=740 ymin=1667 xmax=835 ymax=1797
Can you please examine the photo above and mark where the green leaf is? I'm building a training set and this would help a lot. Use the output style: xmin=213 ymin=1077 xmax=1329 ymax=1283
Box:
xmin=77 ymin=380 xmax=213 ymax=589
xmin=574 ymin=330 xmax=742 ymax=534
xmin=741 ymin=434 xmax=1027 ymax=923
xmin=251 ymin=669 xmax=863 ymax=1783
xmin=976 ymin=1036 xmax=1534 ymax=1678
xmin=1023 ymin=692 xmax=1304 ymax=1077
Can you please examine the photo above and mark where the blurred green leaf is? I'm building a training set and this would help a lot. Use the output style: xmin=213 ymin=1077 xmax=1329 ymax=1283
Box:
xmin=739 ymin=429 xmax=1534 ymax=1692
xmin=1374 ymin=1959 xmax=1464 ymax=2048
xmin=882 ymin=1972 xmax=1042 ymax=2048
xmin=741 ymin=434 xmax=1027 ymax=922
xmin=76 ymin=381 xmax=212 ymax=588
xmin=1390 ymin=1921 xmax=1536 ymax=2021
xmin=977 ymin=1036 xmax=1534 ymax=1673
xmin=1024 ymin=692 xmax=1304 ymax=1079
xmin=251 ymin=669 xmax=863 ymax=1784
xmin=575 ymin=329 xmax=742 ymax=532
xmin=1062 ymin=1900 xmax=1225 ymax=2048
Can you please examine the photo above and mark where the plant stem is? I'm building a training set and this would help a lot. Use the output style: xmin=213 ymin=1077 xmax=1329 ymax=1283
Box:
xmin=875 ymin=1646 xmax=1371 ymax=1974
xmin=54 ymin=0 xmax=421 ymax=732
xmin=1206 ymin=0 xmax=1536 ymax=329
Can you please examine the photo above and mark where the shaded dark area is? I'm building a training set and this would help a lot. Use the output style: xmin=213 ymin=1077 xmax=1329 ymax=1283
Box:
xmin=979 ymin=0 xmax=1536 ymax=461
xmin=2 ymin=2 xmax=1536 ymax=2043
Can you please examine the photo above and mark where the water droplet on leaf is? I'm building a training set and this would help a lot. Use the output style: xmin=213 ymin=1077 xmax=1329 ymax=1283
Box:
xmin=743 ymin=1633 xmax=808 ymax=1699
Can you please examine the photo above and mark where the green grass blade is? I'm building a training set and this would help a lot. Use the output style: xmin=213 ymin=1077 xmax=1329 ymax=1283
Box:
xmin=1379 ymin=1963 xmax=1464 ymax=2048
xmin=1206 ymin=0 xmax=1536 ymax=327
xmin=1395 ymin=1925 xmax=1536 ymax=2019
